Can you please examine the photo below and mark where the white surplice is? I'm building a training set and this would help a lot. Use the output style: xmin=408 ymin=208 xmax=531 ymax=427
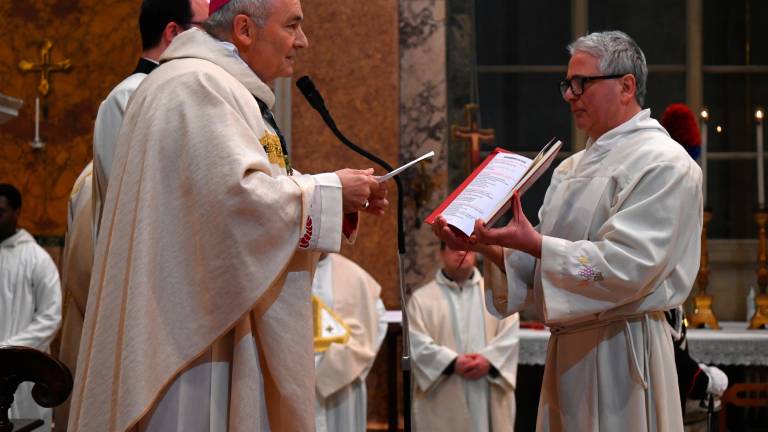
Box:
xmin=408 ymin=269 xmax=519 ymax=432
xmin=68 ymin=28 xmax=356 ymax=432
xmin=490 ymin=109 xmax=702 ymax=431
xmin=92 ymin=71 xmax=149 ymax=239
xmin=0 ymin=229 xmax=62 ymax=431
xmin=312 ymin=254 xmax=387 ymax=432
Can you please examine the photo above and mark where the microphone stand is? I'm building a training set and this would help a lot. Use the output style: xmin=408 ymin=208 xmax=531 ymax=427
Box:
xmin=297 ymin=77 xmax=412 ymax=432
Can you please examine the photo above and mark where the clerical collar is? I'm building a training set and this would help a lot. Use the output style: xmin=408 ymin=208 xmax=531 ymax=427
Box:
xmin=132 ymin=57 xmax=159 ymax=76
xmin=440 ymin=269 xmax=475 ymax=288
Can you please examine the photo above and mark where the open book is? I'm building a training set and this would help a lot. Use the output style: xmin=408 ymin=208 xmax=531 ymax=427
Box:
xmin=425 ymin=138 xmax=562 ymax=236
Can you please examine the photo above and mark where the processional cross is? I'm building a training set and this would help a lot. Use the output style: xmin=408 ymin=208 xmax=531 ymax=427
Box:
xmin=451 ymin=104 xmax=495 ymax=172
xmin=18 ymin=39 xmax=72 ymax=97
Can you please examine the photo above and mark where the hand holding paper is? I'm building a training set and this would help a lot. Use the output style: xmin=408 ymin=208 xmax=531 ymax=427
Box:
xmin=375 ymin=151 xmax=434 ymax=182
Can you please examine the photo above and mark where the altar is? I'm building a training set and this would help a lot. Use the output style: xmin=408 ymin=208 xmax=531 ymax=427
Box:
xmin=514 ymin=322 xmax=768 ymax=431
xmin=518 ymin=321 xmax=768 ymax=366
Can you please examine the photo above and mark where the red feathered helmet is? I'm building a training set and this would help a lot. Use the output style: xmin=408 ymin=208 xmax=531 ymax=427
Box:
xmin=660 ymin=103 xmax=702 ymax=160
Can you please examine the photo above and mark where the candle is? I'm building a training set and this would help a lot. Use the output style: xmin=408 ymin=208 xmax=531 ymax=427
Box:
xmin=700 ymin=108 xmax=708 ymax=207
xmin=758 ymin=107 xmax=765 ymax=209
xmin=34 ymin=96 xmax=40 ymax=140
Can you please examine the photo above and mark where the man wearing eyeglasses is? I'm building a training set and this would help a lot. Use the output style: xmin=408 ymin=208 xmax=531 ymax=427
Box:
xmin=67 ymin=0 xmax=388 ymax=431
xmin=434 ymin=30 xmax=702 ymax=430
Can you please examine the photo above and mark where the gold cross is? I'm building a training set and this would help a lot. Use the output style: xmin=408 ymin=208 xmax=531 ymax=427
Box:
xmin=19 ymin=39 xmax=72 ymax=96
xmin=451 ymin=104 xmax=495 ymax=172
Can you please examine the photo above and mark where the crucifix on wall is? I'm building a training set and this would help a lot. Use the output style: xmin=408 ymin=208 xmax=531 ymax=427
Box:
xmin=19 ymin=39 xmax=72 ymax=100
xmin=451 ymin=103 xmax=495 ymax=173
xmin=18 ymin=39 xmax=72 ymax=148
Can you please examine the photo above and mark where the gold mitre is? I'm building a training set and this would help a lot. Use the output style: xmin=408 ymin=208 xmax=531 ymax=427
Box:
xmin=312 ymin=295 xmax=351 ymax=352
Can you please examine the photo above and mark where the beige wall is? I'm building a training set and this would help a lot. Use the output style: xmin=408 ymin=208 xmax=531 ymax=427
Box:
xmin=291 ymin=0 xmax=401 ymax=308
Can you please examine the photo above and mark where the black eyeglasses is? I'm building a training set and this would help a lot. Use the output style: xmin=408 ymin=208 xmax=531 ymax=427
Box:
xmin=559 ymin=74 xmax=627 ymax=98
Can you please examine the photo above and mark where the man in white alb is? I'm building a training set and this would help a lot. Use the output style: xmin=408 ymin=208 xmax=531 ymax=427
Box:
xmin=408 ymin=244 xmax=519 ymax=432
xmin=433 ymin=31 xmax=702 ymax=431
xmin=0 ymin=184 xmax=62 ymax=432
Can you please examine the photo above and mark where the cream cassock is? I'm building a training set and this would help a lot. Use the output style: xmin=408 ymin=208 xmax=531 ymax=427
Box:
xmin=312 ymin=254 xmax=387 ymax=432
xmin=408 ymin=268 xmax=519 ymax=432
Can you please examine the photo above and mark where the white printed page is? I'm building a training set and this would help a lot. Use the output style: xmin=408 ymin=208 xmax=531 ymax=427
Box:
xmin=442 ymin=153 xmax=532 ymax=236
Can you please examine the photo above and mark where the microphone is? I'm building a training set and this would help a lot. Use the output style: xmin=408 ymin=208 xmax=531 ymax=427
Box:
xmin=296 ymin=76 xmax=327 ymax=116
xmin=296 ymin=74 xmax=412 ymax=432
xmin=296 ymin=75 xmax=394 ymax=173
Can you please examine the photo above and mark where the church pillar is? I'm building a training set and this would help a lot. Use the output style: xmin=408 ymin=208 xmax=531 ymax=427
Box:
xmin=399 ymin=0 xmax=449 ymax=292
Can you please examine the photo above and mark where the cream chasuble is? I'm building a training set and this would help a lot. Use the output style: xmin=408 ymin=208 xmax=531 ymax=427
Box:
xmin=312 ymin=254 xmax=387 ymax=432
xmin=491 ymin=110 xmax=702 ymax=431
xmin=1 ymin=229 xmax=62 ymax=431
xmin=56 ymin=162 xmax=95 ymax=431
xmin=408 ymin=269 xmax=518 ymax=432
xmin=68 ymin=29 xmax=356 ymax=432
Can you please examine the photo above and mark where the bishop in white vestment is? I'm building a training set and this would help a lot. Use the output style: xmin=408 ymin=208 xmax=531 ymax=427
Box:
xmin=408 ymin=247 xmax=519 ymax=432
xmin=67 ymin=6 xmax=386 ymax=429
xmin=312 ymin=253 xmax=387 ymax=432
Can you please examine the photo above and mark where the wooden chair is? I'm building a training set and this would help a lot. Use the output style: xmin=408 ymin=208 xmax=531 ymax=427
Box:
xmin=718 ymin=383 xmax=768 ymax=431
xmin=0 ymin=346 xmax=73 ymax=432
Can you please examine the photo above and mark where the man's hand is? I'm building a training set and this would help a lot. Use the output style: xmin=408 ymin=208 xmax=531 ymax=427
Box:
xmin=474 ymin=192 xmax=542 ymax=258
xmin=431 ymin=216 xmax=478 ymax=251
xmin=455 ymin=353 xmax=491 ymax=380
xmin=336 ymin=168 xmax=388 ymax=214
xmin=454 ymin=354 xmax=476 ymax=377
xmin=365 ymin=179 xmax=389 ymax=215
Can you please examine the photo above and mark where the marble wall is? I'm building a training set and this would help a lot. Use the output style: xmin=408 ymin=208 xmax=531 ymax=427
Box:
xmin=398 ymin=0 xmax=448 ymax=293
xmin=0 ymin=0 xmax=142 ymax=237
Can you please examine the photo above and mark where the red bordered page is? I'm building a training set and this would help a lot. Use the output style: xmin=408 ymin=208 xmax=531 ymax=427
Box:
xmin=424 ymin=147 xmax=512 ymax=225
xmin=425 ymin=138 xmax=562 ymax=236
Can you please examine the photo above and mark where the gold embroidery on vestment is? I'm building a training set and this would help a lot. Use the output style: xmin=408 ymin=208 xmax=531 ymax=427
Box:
xmin=312 ymin=295 xmax=351 ymax=352
xmin=259 ymin=132 xmax=286 ymax=168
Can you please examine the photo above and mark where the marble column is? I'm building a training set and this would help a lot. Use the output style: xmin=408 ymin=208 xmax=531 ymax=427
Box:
xmin=399 ymin=0 xmax=449 ymax=292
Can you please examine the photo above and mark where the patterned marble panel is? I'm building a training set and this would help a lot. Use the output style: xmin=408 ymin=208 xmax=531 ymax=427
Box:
xmin=445 ymin=0 xmax=476 ymax=189
xmin=0 ymin=1 xmax=142 ymax=236
xmin=291 ymin=0 xmax=401 ymax=308
xmin=399 ymin=0 xmax=448 ymax=292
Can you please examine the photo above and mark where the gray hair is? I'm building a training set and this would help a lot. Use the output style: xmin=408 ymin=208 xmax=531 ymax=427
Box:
xmin=203 ymin=0 xmax=274 ymax=40
xmin=567 ymin=30 xmax=648 ymax=106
